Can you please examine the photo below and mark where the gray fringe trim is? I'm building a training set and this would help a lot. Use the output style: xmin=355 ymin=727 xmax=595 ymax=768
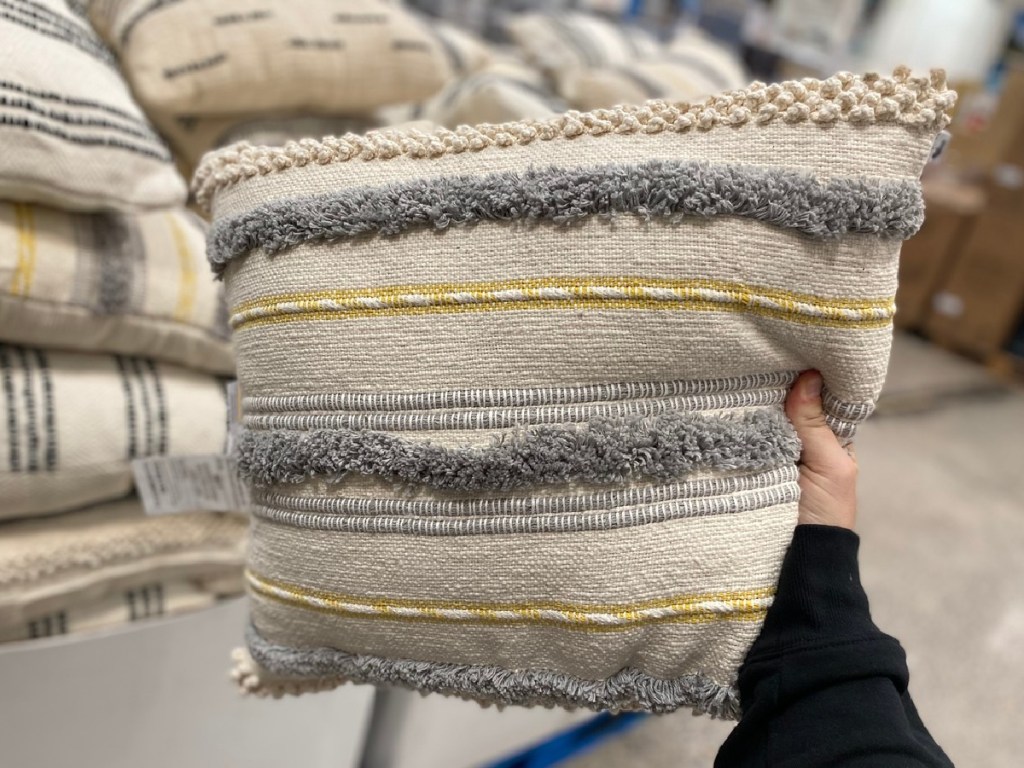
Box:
xmin=206 ymin=160 xmax=923 ymax=272
xmin=245 ymin=625 xmax=741 ymax=718
xmin=236 ymin=409 xmax=801 ymax=490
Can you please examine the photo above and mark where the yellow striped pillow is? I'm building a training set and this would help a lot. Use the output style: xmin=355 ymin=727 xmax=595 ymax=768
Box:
xmin=196 ymin=69 xmax=954 ymax=716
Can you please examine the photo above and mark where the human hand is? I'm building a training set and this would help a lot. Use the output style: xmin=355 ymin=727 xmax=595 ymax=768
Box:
xmin=785 ymin=371 xmax=858 ymax=530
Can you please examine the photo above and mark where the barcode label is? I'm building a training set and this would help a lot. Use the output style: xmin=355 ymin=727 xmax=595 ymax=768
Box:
xmin=132 ymin=455 xmax=250 ymax=515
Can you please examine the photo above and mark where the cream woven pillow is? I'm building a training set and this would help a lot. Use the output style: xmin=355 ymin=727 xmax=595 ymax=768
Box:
xmin=382 ymin=56 xmax=566 ymax=128
xmin=505 ymin=11 xmax=661 ymax=73
xmin=196 ymin=69 xmax=954 ymax=715
xmin=0 ymin=203 xmax=232 ymax=373
xmin=556 ymin=62 xmax=720 ymax=111
xmin=0 ymin=498 xmax=246 ymax=643
xmin=0 ymin=345 xmax=227 ymax=520
xmin=87 ymin=0 xmax=459 ymax=120
xmin=0 ymin=0 xmax=185 ymax=211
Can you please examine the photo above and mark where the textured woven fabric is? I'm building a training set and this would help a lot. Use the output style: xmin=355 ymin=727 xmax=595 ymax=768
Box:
xmin=0 ymin=0 xmax=185 ymax=211
xmin=381 ymin=54 xmax=565 ymax=129
xmin=196 ymin=70 xmax=955 ymax=715
xmin=0 ymin=202 xmax=232 ymax=372
xmin=0 ymin=344 xmax=227 ymax=519
xmin=556 ymin=29 xmax=748 ymax=111
xmin=505 ymin=11 xmax=661 ymax=73
xmin=0 ymin=497 xmax=246 ymax=642
xmin=87 ymin=0 xmax=462 ymax=128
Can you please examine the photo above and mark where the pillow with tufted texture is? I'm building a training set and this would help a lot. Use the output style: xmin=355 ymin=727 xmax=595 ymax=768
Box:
xmin=195 ymin=69 xmax=954 ymax=716
xmin=0 ymin=497 xmax=246 ymax=643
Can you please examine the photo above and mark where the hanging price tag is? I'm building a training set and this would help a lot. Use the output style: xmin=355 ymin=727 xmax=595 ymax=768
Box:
xmin=132 ymin=455 xmax=250 ymax=515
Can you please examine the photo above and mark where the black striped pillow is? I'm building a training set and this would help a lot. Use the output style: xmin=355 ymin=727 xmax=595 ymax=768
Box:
xmin=0 ymin=0 xmax=185 ymax=211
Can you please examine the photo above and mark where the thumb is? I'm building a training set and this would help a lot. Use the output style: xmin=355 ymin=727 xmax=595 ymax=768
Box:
xmin=785 ymin=371 xmax=845 ymax=467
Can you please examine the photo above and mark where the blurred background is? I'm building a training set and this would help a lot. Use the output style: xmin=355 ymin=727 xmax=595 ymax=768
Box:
xmin=1 ymin=0 xmax=1022 ymax=766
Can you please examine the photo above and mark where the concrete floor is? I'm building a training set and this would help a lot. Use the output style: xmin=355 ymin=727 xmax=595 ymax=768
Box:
xmin=569 ymin=334 xmax=1024 ymax=768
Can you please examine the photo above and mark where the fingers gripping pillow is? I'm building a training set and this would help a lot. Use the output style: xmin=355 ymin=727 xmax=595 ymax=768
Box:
xmin=195 ymin=70 xmax=955 ymax=716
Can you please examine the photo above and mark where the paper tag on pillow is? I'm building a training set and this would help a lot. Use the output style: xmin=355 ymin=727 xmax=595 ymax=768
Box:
xmin=225 ymin=380 xmax=242 ymax=455
xmin=132 ymin=455 xmax=250 ymax=515
xmin=929 ymin=130 xmax=951 ymax=162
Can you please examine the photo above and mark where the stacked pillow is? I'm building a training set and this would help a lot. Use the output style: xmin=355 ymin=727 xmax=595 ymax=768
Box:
xmin=85 ymin=0 xmax=490 ymax=168
xmin=196 ymin=69 xmax=954 ymax=713
xmin=506 ymin=12 xmax=749 ymax=110
xmin=381 ymin=51 xmax=567 ymax=128
xmin=0 ymin=0 xmax=243 ymax=643
xmin=0 ymin=498 xmax=246 ymax=642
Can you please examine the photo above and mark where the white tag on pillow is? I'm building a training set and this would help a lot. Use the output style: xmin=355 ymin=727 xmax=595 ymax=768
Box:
xmin=132 ymin=455 xmax=250 ymax=515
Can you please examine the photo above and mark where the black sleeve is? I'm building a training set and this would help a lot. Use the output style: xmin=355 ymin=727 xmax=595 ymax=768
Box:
xmin=715 ymin=525 xmax=954 ymax=768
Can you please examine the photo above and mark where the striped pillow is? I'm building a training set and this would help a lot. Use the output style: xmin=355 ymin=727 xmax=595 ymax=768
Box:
xmin=0 ymin=203 xmax=233 ymax=373
xmin=0 ymin=0 xmax=185 ymax=211
xmin=86 ymin=0 xmax=461 ymax=148
xmin=0 ymin=497 xmax=246 ymax=643
xmin=0 ymin=345 xmax=227 ymax=520
xmin=556 ymin=62 xmax=722 ymax=111
xmin=505 ymin=12 xmax=661 ymax=73
xmin=196 ymin=69 xmax=955 ymax=716
xmin=667 ymin=27 xmax=749 ymax=93
xmin=383 ymin=56 xmax=566 ymax=128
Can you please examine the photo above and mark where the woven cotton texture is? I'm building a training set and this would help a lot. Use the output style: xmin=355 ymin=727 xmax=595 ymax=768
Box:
xmin=0 ymin=0 xmax=184 ymax=211
xmin=0 ymin=497 xmax=246 ymax=642
xmin=0 ymin=344 xmax=227 ymax=519
xmin=197 ymin=69 xmax=955 ymax=716
xmin=0 ymin=203 xmax=232 ymax=372
xmin=86 ymin=0 xmax=464 ymax=163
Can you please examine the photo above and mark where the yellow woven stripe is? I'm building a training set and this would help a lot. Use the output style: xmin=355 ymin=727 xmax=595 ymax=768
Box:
xmin=168 ymin=214 xmax=197 ymax=322
xmin=9 ymin=204 xmax=37 ymax=297
xmin=236 ymin=299 xmax=893 ymax=331
xmin=232 ymin=277 xmax=893 ymax=314
xmin=246 ymin=570 xmax=772 ymax=631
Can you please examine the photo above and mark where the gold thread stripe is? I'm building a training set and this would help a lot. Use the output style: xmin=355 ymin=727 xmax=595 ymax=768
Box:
xmin=230 ymin=277 xmax=895 ymax=330
xmin=168 ymin=214 xmax=197 ymax=322
xmin=10 ymin=204 xmax=37 ymax=297
xmin=246 ymin=570 xmax=773 ymax=630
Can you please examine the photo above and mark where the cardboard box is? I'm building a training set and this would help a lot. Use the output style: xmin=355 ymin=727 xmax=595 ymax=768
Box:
xmin=895 ymin=177 xmax=984 ymax=330
xmin=947 ymin=66 xmax=1024 ymax=173
xmin=924 ymin=175 xmax=1024 ymax=359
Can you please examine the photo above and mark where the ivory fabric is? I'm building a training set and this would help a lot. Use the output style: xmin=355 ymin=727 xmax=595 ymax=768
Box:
xmin=0 ymin=345 xmax=228 ymax=519
xmin=0 ymin=203 xmax=232 ymax=373
xmin=0 ymin=0 xmax=185 ymax=211
xmin=0 ymin=497 xmax=246 ymax=643
xmin=197 ymin=70 xmax=955 ymax=715
xmin=87 ymin=0 xmax=462 ymax=122
xmin=381 ymin=55 xmax=565 ymax=129
xmin=505 ymin=11 xmax=661 ymax=73
xmin=553 ymin=24 xmax=748 ymax=111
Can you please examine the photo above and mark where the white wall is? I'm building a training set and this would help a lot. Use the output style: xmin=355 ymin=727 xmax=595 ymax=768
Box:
xmin=858 ymin=0 xmax=1014 ymax=82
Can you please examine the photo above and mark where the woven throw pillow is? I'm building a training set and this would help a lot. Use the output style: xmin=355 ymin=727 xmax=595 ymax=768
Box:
xmin=196 ymin=69 xmax=955 ymax=715
xmin=556 ymin=62 xmax=721 ymax=112
xmin=0 ymin=203 xmax=232 ymax=373
xmin=382 ymin=56 xmax=566 ymax=128
xmin=86 ymin=0 xmax=459 ymax=121
xmin=0 ymin=344 xmax=227 ymax=520
xmin=0 ymin=497 xmax=246 ymax=643
xmin=0 ymin=0 xmax=185 ymax=211
xmin=668 ymin=27 xmax=749 ymax=93
xmin=505 ymin=12 xmax=661 ymax=73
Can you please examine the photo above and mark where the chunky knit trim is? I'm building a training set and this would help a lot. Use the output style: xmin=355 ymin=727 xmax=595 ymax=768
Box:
xmin=193 ymin=68 xmax=956 ymax=211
